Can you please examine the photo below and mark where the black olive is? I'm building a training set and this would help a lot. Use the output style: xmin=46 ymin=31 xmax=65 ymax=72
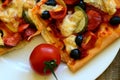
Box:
xmin=1 ymin=0 xmax=5 ymax=3
xmin=78 ymin=0 xmax=86 ymax=10
xmin=109 ymin=16 xmax=120 ymax=25
xmin=41 ymin=10 xmax=50 ymax=19
xmin=70 ymin=49 xmax=81 ymax=60
xmin=36 ymin=0 xmax=40 ymax=3
xmin=0 ymin=30 xmax=3 ymax=37
xmin=45 ymin=0 xmax=56 ymax=6
xmin=75 ymin=34 xmax=83 ymax=46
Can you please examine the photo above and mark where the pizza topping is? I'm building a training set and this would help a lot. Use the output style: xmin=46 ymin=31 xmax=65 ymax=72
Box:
xmin=81 ymin=31 xmax=97 ymax=50
xmin=109 ymin=16 xmax=120 ymax=26
xmin=49 ymin=6 xmax=67 ymax=19
xmin=103 ymin=0 xmax=117 ymax=15
xmin=63 ymin=0 xmax=79 ymax=5
xmin=18 ymin=24 xmax=29 ymax=33
xmin=87 ymin=9 xmax=102 ymax=31
xmin=63 ymin=35 xmax=78 ymax=54
xmin=23 ymin=0 xmax=35 ymax=9
xmin=74 ymin=6 xmax=88 ymax=33
xmin=39 ymin=0 xmax=67 ymax=20
xmin=0 ymin=0 xmax=24 ymax=32
xmin=75 ymin=34 xmax=83 ymax=47
xmin=22 ymin=10 xmax=35 ymax=25
xmin=77 ymin=0 xmax=86 ymax=10
xmin=3 ymin=33 xmax=22 ymax=47
xmin=0 ymin=30 xmax=3 ymax=37
xmin=59 ymin=14 xmax=76 ymax=37
xmin=45 ymin=0 xmax=56 ymax=6
xmin=60 ymin=6 xmax=88 ymax=36
xmin=84 ymin=0 xmax=117 ymax=15
xmin=23 ymin=27 xmax=36 ymax=40
xmin=2 ymin=0 xmax=12 ymax=7
xmin=70 ymin=49 xmax=81 ymax=60
xmin=41 ymin=10 xmax=50 ymax=19
xmin=98 ymin=23 xmax=113 ymax=38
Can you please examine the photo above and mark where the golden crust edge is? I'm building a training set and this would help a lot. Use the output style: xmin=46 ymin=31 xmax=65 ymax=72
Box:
xmin=0 ymin=40 xmax=28 ymax=55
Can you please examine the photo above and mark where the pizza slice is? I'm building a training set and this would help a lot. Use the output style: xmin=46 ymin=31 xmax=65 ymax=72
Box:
xmin=0 ymin=0 xmax=41 ymax=55
xmin=34 ymin=0 xmax=120 ymax=72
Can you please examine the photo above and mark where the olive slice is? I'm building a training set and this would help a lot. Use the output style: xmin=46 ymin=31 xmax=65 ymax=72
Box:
xmin=41 ymin=10 xmax=50 ymax=19
xmin=45 ymin=0 xmax=56 ymax=6
xmin=70 ymin=49 xmax=81 ymax=60
xmin=0 ymin=30 xmax=4 ymax=46
xmin=109 ymin=16 xmax=120 ymax=25
xmin=75 ymin=34 xmax=83 ymax=46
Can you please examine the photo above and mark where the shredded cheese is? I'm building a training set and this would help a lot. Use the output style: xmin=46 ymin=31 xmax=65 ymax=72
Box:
xmin=63 ymin=35 xmax=78 ymax=54
xmin=84 ymin=0 xmax=117 ymax=15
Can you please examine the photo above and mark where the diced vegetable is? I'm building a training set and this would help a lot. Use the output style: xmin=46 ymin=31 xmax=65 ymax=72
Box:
xmin=74 ymin=6 xmax=88 ymax=33
xmin=22 ymin=10 xmax=35 ymax=24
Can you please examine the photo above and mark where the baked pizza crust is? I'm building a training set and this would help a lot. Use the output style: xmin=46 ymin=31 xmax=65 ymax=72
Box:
xmin=41 ymin=23 xmax=120 ymax=72
xmin=67 ymin=24 xmax=120 ymax=72
xmin=0 ymin=40 xmax=28 ymax=55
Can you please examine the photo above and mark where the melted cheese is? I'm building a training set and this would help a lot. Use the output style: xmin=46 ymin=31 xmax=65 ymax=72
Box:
xmin=103 ymin=0 xmax=116 ymax=15
xmin=84 ymin=0 xmax=117 ymax=15
xmin=59 ymin=15 xmax=76 ymax=37
xmin=63 ymin=35 xmax=78 ymax=54
xmin=59 ymin=11 xmax=84 ymax=37
xmin=0 ymin=0 xmax=35 ymax=32
xmin=40 ymin=4 xmax=63 ymax=14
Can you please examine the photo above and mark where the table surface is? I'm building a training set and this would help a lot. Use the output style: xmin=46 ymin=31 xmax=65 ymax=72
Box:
xmin=96 ymin=49 xmax=120 ymax=80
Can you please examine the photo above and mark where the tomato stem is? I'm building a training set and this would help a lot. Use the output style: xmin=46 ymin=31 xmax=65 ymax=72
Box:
xmin=44 ymin=60 xmax=58 ymax=80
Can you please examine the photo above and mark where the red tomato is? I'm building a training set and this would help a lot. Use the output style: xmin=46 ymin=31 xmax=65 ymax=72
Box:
xmin=29 ymin=44 xmax=61 ymax=75
xmin=81 ymin=31 xmax=97 ymax=50
xmin=87 ymin=10 xmax=102 ymax=31
xmin=49 ymin=7 xmax=67 ymax=19
xmin=63 ymin=0 xmax=79 ymax=5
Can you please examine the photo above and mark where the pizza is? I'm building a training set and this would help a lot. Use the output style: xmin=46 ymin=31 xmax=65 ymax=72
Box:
xmin=0 ymin=0 xmax=120 ymax=73
xmin=30 ymin=0 xmax=120 ymax=72
xmin=0 ymin=0 xmax=41 ymax=55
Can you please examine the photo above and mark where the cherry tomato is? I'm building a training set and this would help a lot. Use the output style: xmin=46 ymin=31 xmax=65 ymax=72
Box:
xmin=81 ymin=31 xmax=97 ymax=50
xmin=63 ymin=0 xmax=79 ymax=5
xmin=29 ymin=44 xmax=61 ymax=75
xmin=49 ymin=7 xmax=67 ymax=19
xmin=87 ymin=10 xmax=102 ymax=31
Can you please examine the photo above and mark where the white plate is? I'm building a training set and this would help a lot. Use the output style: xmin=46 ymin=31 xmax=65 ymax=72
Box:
xmin=0 ymin=36 xmax=120 ymax=80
